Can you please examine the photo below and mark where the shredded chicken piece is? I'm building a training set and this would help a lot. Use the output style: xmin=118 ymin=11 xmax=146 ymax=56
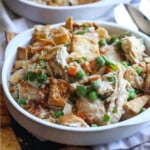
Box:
xmin=9 ymin=69 xmax=27 ymax=85
xmin=63 ymin=103 xmax=73 ymax=115
xmin=18 ymin=80 xmax=39 ymax=100
xmin=97 ymin=80 xmax=114 ymax=95
xmin=124 ymin=67 xmax=145 ymax=90
xmin=59 ymin=113 xmax=89 ymax=127
xmin=121 ymin=36 xmax=146 ymax=64
xmin=48 ymin=45 xmax=69 ymax=80
xmin=104 ymin=45 xmax=123 ymax=63
xmin=76 ymin=97 xmax=106 ymax=125
xmin=106 ymin=64 xmax=129 ymax=124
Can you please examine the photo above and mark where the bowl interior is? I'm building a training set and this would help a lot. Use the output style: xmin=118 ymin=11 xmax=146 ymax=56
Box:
xmin=2 ymin=21 xmax=150 ymax=132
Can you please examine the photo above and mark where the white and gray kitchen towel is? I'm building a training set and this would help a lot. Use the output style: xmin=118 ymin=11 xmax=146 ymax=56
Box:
xmin=0 ymin=0 xmax=150 ymax=149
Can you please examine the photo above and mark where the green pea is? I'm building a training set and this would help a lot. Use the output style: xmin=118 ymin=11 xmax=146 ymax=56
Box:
xmin=121 ymin=61 xmax=130 ymax=68
xmin=95 ymin=56 xmax=105 ymax=67
xmin=110 ymin=36 xmax=118 ymax=44
xmin=91 ymin=80 xmax=100 ymax=89
xmin=88 ymin=91 xmax=98 ymax=101
xmin=64 ymin=66 xmax=68 ymax=70
xmin=116 ymin=40 xmax=123 ymax=50
xmin=127 ymin=87 xmax=135 ymax=93
xmin=76 ymin=70 xmax=85 ymax=79
xmin=76 ymin=86 xmax=87 ymax=97
xmin=24 ymin=72 xmax=37 ymax=81
xmin=74 ymin=59 xmax=81 ymax=63
xmin=87 ymin=86 xmax=94 ymax=93
xmin=107 ymin=76 xmax=116 ymax=82
xmin=102 ymin=55 xmax=118 ymax=70
xmin=39 ymin=60 xmax=46 ymax=67
xmin=136 ymin=66 xmax=142 ymax=74
xmin=18 ymin=98 xmax=27 ymax=106
xmin=103 ymin=114 xmax=110 ymax=122
xmin=36 ymin=72 xmax=47 ymax=83
xmin=128 ymin=91 xmax=136 ymax=100
xmin=135 ymin=89 xmax=142 ymax=94
xmin=91 ymin=124 xmax=98 ymax=127
xmin=98 ymin=39 xmax=107 ymax=47
xmin=55 ymin=110 xmax=64 ymax=118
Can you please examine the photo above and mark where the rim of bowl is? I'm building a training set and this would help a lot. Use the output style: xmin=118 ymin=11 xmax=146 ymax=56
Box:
xmin=2 ymin=20 xmax=150 ymax=132
xmin=18 ymin=0 xmax=111 ymax=9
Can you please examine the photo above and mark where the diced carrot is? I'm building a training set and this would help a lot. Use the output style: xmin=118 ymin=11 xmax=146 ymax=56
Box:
xmin=68 ymin=66 xmax=77 ymax=76
xmin=34 ymin=47 xmax=46 ymax=53
xmin=77 ymin=111 xmax=94 ymax=125
xmin=105 ymin=66 xmax=114 ymax=73
xmin=89 ymin=60 xmax=95 ymax=70
xmin=77 ymin=111 xmax=86 ymax=120
xmin=88 ymin=76 xmax=100 ymax=82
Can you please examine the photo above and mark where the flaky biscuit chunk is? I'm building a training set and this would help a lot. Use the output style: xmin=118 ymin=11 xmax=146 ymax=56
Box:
xmin=48 ymin=78 xmax=71 ymax=107
xmin=0 ymin=127 xmax=21 ymax=150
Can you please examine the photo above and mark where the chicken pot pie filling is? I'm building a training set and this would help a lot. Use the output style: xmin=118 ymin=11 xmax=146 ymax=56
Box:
xmin=9 ymin=17 xmax=150 ymax=128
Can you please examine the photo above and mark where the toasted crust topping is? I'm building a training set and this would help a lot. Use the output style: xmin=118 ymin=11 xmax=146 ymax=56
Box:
xmin=48 ymin=78 xmax=71 ymax=107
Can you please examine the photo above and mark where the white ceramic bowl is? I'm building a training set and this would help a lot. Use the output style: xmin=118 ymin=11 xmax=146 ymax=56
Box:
xmin=2 ymin=21 xmax=150 ymax=146
xmin=3 ymin=0 xmax=132 ymax=24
